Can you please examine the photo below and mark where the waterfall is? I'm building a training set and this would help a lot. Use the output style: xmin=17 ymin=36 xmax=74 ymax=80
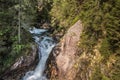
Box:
xmin=23 ymin=27 xmax=55 ymax=80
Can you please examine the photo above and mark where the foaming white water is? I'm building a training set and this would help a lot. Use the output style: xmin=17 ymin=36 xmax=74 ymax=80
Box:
xmin=29 ymin=27 xmax=47 ymax=34
xmin=23 ymin=27 xmax=55 ymax=80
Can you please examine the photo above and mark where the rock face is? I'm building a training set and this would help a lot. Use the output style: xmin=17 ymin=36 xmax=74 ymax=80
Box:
xmin=10 ymin=45 xmax=37 ymax=70
xmin=56 ymin=20 xmax=83 ymax=80
xmin=1 ymin=45 xmax=38 ymax=80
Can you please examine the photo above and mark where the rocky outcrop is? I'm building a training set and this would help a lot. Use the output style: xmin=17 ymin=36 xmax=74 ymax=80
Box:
xmin=10 ymin=45 xmax=37 ymax=70
xmin=55 ymin=20 xmax=83 ymax=80
xmin=1 ymin=44 xmax=38 ymax=80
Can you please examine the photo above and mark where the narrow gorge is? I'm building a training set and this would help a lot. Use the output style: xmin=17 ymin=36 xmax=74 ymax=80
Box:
xmin=0 ymin=0 xmax=120 ymax=80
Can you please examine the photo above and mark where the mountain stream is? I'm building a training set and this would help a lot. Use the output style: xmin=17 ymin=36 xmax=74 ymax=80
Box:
xmin=23 ymin=27 xmax=55 ymax=80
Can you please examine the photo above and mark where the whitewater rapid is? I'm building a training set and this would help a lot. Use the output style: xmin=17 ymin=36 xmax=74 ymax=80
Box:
xmin=23 ymin=27 xmax=55 ymax=80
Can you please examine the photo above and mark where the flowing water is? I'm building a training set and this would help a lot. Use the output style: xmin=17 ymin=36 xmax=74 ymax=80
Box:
xmin=23 ymin=27 xmax=55 ymax=80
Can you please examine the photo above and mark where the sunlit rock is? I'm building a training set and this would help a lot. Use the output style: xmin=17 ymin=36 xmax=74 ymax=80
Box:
xmin=56 ymin=20 xmax=83 ymax=80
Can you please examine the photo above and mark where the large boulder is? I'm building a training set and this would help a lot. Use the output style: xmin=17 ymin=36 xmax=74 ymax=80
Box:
xmin=56 ymin=20 xmax=83 ymax=80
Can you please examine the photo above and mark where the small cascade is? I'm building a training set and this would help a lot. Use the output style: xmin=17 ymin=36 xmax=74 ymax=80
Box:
xmin=23 ymin=27 xmax=55 ymax=80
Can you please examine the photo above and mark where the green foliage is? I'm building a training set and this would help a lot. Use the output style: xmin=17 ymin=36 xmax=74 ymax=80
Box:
xmin=50 ymin=0 xmax=80 ymax=27
xmin=49 ymin=0 xmax=120 ymax=79
xmin=0 ymin=0 xmax=120 ymax=79
xmin=91 ymin=67 xmax=110 ymax=80
xmin=49 ymin=0 xmax=120 ymax=56
xmin=20 ymin=0 xmax=37 ymax=28
xmin=78 ymin=0 xmax=120 ymax=56
xmin=36 ymin=0 xmax=53 ymax=25
xmin=0 ymin=0 xmax=35 ymax=74
xmin=99 ymin=38 xmax=111 ymax=57
xmin=13 ymin=44 xmax=24 ymax=53
xmin=110 ymin=56 xmax=120 ymax=80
